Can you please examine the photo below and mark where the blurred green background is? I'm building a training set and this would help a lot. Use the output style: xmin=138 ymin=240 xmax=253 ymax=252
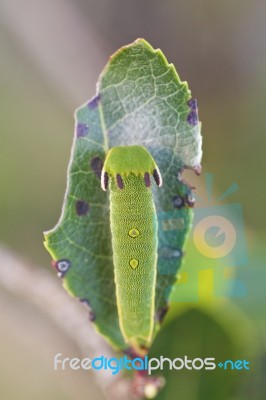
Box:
xmin=0 ymin=0 xmax=265 ymax=399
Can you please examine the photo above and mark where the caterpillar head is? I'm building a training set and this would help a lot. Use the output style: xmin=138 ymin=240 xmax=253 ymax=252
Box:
xmin=101 ymin=145 xmax=162 ymax=191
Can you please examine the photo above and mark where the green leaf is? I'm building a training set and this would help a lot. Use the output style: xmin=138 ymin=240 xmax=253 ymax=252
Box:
xmin=149 ymin=307 xmax=242 ymax=400
xmin=44 ymin=39 xmax=202 ymax=351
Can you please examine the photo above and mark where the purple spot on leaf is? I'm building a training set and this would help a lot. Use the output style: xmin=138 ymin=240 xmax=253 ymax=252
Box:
xmin=187 ymin=98 xmax=199 ymax=126
xmin=76 ymin=200 xmax=89 ymax=216
xmin=187 ymin=98 xmax=197 ymax=110
xmin=76 ymin=123 xmax=89 ymax=138
xmin=193 ymin=164 xmax=202 ymax=176
xmin=79 ymin=298 xmax=96 ymax=321
xmin=79 ymin=298 xmax=90 ymax=307
xmin=88 ymin=311 xmax=96 ymax=322
xmin=172 ymin=195 xmax=185 ymax=209
xmin=155 ymin=305 xmax=169 ymax=324
xmin=88 ymin=94 xmax=101 ymax=110
xmin=187 ymin=110 xmax=198 ymax=126
xmin=116 ymin=174 xmax=124 ymax=189
xmin=90 ymin=156 xmax=103 ymax=179
xmin=185 ymin=192 xmax=195 ymax=207
xmin=51 ymin=259 xmax=71 ymax=278
xmin=144 ymin=172 xmax=151 ymax=188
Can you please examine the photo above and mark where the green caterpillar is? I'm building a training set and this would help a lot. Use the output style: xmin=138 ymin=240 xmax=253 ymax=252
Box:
xmin=101 ymin=145 xmax=162 ymax=348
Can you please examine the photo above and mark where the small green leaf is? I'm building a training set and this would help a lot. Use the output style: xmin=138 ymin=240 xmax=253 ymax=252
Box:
xmin=44 ymin=39 xmax=202 ymax=351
